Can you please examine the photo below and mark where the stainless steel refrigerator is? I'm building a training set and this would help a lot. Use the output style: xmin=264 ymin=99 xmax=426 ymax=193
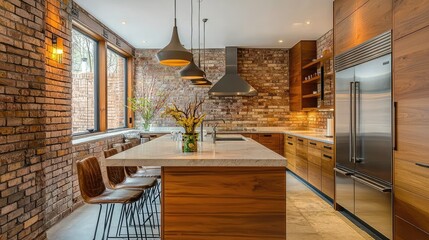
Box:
xmin=334 ymin=31 xmax=392 ymax=239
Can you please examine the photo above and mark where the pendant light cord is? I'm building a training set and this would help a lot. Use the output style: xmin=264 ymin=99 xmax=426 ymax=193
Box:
xmin=174 ymin=0 xmax=177 ymax=26
xmin=191 ymin=0 xmax=193 ymax=53
xmin=203 ymin=18 xmax=207 ymax=71
xmin=198 ymin=0 xmax=201 ymax=68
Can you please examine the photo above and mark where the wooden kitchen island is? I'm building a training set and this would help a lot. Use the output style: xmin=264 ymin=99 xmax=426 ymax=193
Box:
xmin=105 ymin=135 xmax=287 ymax=240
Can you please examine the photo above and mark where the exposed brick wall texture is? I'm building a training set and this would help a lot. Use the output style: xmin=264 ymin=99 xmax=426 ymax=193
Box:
xmin=134 ymin=48 xmax=309 ymax=129
xmin=0 ymin=0 xmax=72 ymax=239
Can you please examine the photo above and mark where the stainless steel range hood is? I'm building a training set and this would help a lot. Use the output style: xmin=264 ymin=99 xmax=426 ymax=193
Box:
xmin=208 ymin=47 xmax=257 ymax=96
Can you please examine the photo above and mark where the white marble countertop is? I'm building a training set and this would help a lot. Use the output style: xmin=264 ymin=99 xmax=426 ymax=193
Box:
xmin=104 ymin=134 xmax=286 ymax=167
xmin=140 ymin=127 xmax=334 ymax=144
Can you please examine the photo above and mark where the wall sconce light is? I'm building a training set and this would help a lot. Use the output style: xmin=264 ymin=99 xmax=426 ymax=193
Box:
xmin=52 ymin=35 xmax=63 ymax=63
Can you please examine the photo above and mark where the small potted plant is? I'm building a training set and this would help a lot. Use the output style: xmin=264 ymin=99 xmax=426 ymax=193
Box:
xmin=164 ymin=97 xmax=206 ymax=152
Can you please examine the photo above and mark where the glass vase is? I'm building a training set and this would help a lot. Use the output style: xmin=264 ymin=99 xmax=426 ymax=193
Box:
xmin=182 ymin=133 xmax=198 ymax=152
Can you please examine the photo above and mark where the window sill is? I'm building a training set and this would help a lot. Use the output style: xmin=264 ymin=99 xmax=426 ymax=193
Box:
xmin=72 ymin=128 xmax=138 ymax=145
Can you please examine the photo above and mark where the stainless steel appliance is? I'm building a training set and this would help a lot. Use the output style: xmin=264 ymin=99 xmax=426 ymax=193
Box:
xmin=334 ymin=31 xmax=392 ymax=239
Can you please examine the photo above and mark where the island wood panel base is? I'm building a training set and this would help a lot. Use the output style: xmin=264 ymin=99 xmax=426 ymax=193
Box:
xmin=161 ymin=167 xmax=286 ymax=240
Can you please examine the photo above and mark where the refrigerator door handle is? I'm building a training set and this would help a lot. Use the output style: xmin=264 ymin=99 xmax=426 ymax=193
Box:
xmin=349 ymin=82 xmax=355 ymax=163
xmin=334 ymin=168 xmax=352 ymax=176
xmin=351 ymin=175 xmax=391 ymax=193
xmin=354 ymin=82 xmax=361 ymax=163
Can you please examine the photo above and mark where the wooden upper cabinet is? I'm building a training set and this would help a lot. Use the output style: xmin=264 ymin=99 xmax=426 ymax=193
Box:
xmin=393 ymin=0 xmax=429 ymax=40
xmin=289 ymin=41 xmax=317 ymax=111
xmin=334 ymin=0 xmax=392 ymax=56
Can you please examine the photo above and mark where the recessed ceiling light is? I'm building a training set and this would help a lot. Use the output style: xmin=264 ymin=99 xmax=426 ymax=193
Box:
xmin=278 ymin=40 xmax=284 ymax=43
xmin=292 ymin=22 xmax=303 ymax=26
xmin=121 ymin=21 xmax=126 ymax=25
xmin=306 ymin=21 xmax=311 ymax=25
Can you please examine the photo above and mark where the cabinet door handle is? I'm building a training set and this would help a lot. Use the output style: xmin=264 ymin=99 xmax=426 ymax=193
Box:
xmin=323 ymin=154 xmax=332 ymax=159
xmin=416 ymin=163 xmax=429 ymax=169
xmin=393 ymin=102 xmax=398 ymax=151
xmin=323 ymin=145 xmax=332 ymax=150
xmin=298 ymin=139 xmax=303 ymax=142
xmin=288 ymin=142 xmax=293 ymax=146
xmin=287 ymin=136 xmax=293 ymax=139
xmin=310 ymin=142 xmax=317 ymax=146
xmin=263 ymin=134 xmax=272 ymax=137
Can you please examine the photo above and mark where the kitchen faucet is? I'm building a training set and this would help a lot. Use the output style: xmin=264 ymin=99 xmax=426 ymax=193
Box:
xmin=200 ymin=119 xmax=226 ymax=142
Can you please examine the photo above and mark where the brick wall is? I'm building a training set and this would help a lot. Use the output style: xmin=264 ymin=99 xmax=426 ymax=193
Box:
xmin=134 ymin=48 xmax=309 ymax=129
xmin=0 ymin=0 xmax=73 ymax=239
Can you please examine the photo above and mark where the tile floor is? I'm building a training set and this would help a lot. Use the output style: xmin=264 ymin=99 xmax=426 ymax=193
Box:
xmin=47 ymin=171 xmax=374 ymax=240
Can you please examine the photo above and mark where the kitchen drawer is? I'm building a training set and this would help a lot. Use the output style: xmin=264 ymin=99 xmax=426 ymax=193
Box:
xmin=321 ymin=153 xmax=334 ymax=199
xmin=285 ymin=134 xmax=296 ymax=143
xmin=308 ymin=147 xmax=322 ymax=158
xmin=395 ymin=158 xmax=429 ymax=200
xmin=296 ymin=137 xmax=308 ymax=146
xmin=395 ymin=216 xmax=429 ymax=240
xmin=296 ymin=144 xmax=307 ymax=159
xmin=322 ymin=143 xmax=334 ymax=153
xmin=286 ymin=152 xmax=296 ymax=172
xmin=308 ymin=140 xmax=322 ymax=149
xmin=308 ymin=162 xmax=321 ymax=190
xmin=285 ymin=141 xmax=296 ymax=155
xmin=395 ymin=187 xmax=429 ymax=234
xmin=296 ymin=157 xmax=308 ymax=180
xmin=258 ymin=133 xmax=282 ymax=145
xmin=308 ymin=154 xmax=321 ymax=166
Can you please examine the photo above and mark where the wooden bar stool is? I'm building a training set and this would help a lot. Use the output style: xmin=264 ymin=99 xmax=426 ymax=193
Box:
xmin=76 ymin=156 xmax=144 ymax=240
xmin=104 ymin=148 xmax=158 ymax=238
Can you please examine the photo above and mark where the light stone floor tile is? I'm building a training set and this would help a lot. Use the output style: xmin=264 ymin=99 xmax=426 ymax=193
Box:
xmin=47 ymin=171 xmax=374 ymax=240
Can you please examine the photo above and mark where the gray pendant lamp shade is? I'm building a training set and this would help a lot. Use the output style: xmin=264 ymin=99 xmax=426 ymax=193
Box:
xmin=156 ymin=0 xmax=193 ymax=67
xmin=192 ymin=79 xmax=212 ymax=86
xmin=180 ymin=0 xmax=205 ymax=79
xmin=180 ymin=58 xmax=206 ymax=79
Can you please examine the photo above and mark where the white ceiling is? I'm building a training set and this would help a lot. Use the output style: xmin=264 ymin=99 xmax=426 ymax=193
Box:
xmin=74 ymin=0 xmax=333 ymax=49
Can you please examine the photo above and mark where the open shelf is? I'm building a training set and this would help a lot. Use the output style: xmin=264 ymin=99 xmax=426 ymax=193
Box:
xmin=303 ymin=75 xmax=320 ymax=84
xmin=302 ymin=53 xmax=333 ymax=70
xmin=302 ymin=93 xmax=321 ymax=99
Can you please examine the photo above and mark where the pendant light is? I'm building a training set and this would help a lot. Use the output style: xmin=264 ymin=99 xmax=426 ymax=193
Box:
xmin=192 ymin=17 xmax=212 ymax=86
xmin=180 ymin=0 xmax=206 ymax=79
xmin=156 ymin=0 xmax=193 ymax=67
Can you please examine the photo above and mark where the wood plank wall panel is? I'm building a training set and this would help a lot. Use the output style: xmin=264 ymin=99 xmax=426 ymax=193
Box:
xmin=393 ymin=19 xmax=429 ymax=237
xmin=289 ymin=42 xmax=303 ymax=111
xmin=334 ymin=0 xmax=369 ymax=25
xmin=334 ymin=0 xmax=392 ymax=55
xmin=162 ymin=167 xmax=286 ymax=240
xmin=393 ymin=0 xmax=429 ymax=40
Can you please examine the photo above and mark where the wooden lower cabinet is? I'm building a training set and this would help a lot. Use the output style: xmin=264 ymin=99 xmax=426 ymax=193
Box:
xmin=285 ymin=134 xmax=334 ymax=198
xmin=296 ymin=139 xmax=308 ymax=180
xmin=244 ymin=133 xmax=284 ymax=156
xmin=395 ymin=216 xmax=429 ymax=240
xmin=321 ymin=151 xmax=335 ymax=199
xmin=162 ymin=167 xmax=287 ymax=240
xmin=307 ymin=141 xmax=322 ymax=189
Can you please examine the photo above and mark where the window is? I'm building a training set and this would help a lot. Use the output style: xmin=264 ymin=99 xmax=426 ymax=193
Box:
xmin=71 ymin=28 xmax=98 ymax=134
xmin=107 ymin=49 xmax=127 ymax=129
